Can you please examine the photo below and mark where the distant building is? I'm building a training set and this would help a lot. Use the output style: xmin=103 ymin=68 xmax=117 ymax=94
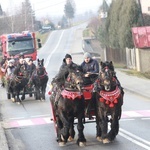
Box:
xmin=140 ymin=0 xmax=150 ymax=14
xmin=98 ymin=0 xmax=109 ymax=19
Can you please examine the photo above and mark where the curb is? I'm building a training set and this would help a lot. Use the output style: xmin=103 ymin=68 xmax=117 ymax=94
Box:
xmin=123 ymin=87 xmax=150 ymax=100
xmin=0 ymin=123 xmax=9 ymax=150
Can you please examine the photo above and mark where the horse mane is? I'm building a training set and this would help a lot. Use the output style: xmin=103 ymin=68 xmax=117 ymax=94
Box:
xmin=100 ymin=61 xmax=114 ymax=71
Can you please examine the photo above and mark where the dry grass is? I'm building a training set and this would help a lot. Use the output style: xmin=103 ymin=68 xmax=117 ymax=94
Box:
xmin=113 ymin=63 xmax=126 ymax=69
xmin=113 ymin=63 xmax=150 ymax=79
xmin=35 ymin=31 xmax=51 ymax=45
xmin=121 ymin=69 xmax=150 ymax=79
xmin=83 ymin=28 xmax=94 ymax=37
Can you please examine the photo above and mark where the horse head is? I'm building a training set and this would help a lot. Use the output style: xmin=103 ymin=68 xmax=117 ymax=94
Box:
xmin=36 ymin=59 xmax=47 ymax=77
xmin=37 ymin=59 xmax=44 ymax=67
xmin=99 ymin=67 xmax=115 ymax=91
xmin=65 ymin=69 xmax=84 ymax=92
xmin=100 ymin=61 xmax=115 ymax=72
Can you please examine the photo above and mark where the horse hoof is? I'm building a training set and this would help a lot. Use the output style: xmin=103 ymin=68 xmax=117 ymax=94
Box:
xmin=103 ymin=138 xmax=111 ymax=144
xmin=11 ymin=98 xmax=15 ymax=102
xmin=68 ymin=136 xmax=74 ymax=142
xmin=97 ymin=136 xmax=103 ymax=142
xmin=58 ymin=142 xmax=66 ymax=146
xmin=17 ymin=102 xmax=21 ymax=105
xmin=21 ymin=97 xmax=25 ymax=101
xmin=60 ymin=134 xmax=65 ymax=141
xmin=79 ymin=142 xmax=86 ymax=147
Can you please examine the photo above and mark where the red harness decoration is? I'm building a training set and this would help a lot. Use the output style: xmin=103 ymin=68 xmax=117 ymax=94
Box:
xmin=99 ymin=86 xmax=121 ymax=108
xmin=82 ymin=84 xmax=94 ymax=100
xmin=61 ymin=89 xmax=83 ymax=100
xmin=39 ymin=72 xmax=47 ymax=79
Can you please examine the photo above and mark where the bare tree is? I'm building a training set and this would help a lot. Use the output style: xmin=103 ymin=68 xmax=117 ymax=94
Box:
xmin=21 ymin=0 xmax=35 ymax=31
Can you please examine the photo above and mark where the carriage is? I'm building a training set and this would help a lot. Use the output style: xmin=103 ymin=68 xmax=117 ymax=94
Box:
xmin=49 ymin=61 xmax=124 ymax=146
xmin=6 ymin=81 xmax=36 ymax=100
xmin=4 ymin=58 xmax=48 ymax=104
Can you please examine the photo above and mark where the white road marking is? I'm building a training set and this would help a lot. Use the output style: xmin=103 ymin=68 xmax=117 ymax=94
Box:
xmin=17 ymin=119 xmax=34 ymax=126
xmin=141 ymin=118 xmax=150 ymax=120
xmin=119 ymin=132 xmax=150 ymax=150
xmin=45 ymin=30 xmax=65 ymax=68
xmin=120 ymin=118 xmax=135 ymax=121
xmin=119 ymin=128 xmax=150 ymax=149
xmin=8 ymin=117 xmax=25 ymax=120
xmin=123 ymin=111 xmax=143 ymax=117
xmin=30 ymin=114 xmax=50 ymax=118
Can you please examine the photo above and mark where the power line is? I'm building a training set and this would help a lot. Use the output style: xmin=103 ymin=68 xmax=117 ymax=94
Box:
xmin=32 ymin=0 xmax=64 ymax=5
xmin=1 ymin=0 xmax=66 ymax=12
xmin=34 ymin=1 xmax=66 ymax=12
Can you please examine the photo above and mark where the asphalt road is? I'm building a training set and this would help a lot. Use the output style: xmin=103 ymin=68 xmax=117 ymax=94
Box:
xmin=0 ymin=24 xmax=150 ymax=150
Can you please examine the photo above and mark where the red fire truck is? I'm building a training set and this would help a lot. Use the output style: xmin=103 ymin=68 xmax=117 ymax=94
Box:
xmin=0 ymin=31 xmax=41 ymax=60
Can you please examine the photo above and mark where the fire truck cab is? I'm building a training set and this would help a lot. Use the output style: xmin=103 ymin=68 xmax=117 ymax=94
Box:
xmin=0 ymin=31 xmax=41 ymax=61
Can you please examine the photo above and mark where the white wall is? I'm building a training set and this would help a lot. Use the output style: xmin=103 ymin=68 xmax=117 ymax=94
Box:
xmin=140 ymin=0 xmax=150 ymax=14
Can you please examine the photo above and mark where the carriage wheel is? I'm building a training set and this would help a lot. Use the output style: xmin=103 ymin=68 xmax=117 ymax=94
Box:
xmin=7 ymin=93 xmax=11 ymax=99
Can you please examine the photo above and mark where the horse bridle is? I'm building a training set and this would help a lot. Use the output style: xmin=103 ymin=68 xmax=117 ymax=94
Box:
xmin=66 ymin=72 xmax=83 ymax=89
xmin=99 ymin=67 xmax=115 ymax=86
xmin=36 ymin=66 xmax=47 ymax=79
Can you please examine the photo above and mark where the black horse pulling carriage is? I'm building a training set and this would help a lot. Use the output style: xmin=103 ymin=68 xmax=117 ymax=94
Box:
xmin=6 ymin=58 xmax=48 ymax=104
xmin=7 ymin=63 xmax=29 ymax=104
xmin=95 ymin=61 xmax=124 ymax=143
xmin=49 ymin=61 xmax=124 ymax=147
xmin=32 ymin=59 xmax=48 ymax=100
xmin=50 ymin=69 xmax=86 ymax=146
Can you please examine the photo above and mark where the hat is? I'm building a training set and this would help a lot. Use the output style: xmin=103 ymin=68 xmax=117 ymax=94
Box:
xmin=29 ymin=58 xmax=33 ymax=62
xmin=65 ymin=54 xmax=72 ymax=59
xmin=19 ymin=53 xmax=24 ymax=58
xmin=84 ymin=52 xmax=91 ymax=59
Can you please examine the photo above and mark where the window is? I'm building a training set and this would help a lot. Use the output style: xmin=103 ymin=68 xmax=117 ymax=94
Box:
xmin=8 ymin=39 xmax=34 ymax=51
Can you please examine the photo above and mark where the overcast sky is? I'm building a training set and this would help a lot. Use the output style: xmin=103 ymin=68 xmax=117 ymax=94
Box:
xmin=0 ymin=0 xmax=111 ymax=18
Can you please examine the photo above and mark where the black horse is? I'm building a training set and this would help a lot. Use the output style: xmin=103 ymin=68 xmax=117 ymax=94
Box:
xmin=7 ymin=64 xmax=29 ymax=104
xmin=95 ymin=61 xmax=124 ymax=143
xmin=50 ymin=69 xmax=86 ymax=147
xmin=32 ymin=59 xmax=48 ymax=100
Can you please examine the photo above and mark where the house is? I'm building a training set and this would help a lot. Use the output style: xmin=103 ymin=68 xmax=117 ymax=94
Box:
xmin=140 ymin=0 xmax=150 ymax=14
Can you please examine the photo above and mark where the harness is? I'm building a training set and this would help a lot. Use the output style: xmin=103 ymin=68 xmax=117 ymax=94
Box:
xmin=36 ymin=67 xmax=48 ymax=79
xmin=61 ymin=89 xmax=83 ymax=100
xmin=15 ymin=75 xmax=23 ymax=83
xmin=99 ymin=82 xmax=121 ymax=108
xmin=60 ymin=72 xmax=83 ymax=100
